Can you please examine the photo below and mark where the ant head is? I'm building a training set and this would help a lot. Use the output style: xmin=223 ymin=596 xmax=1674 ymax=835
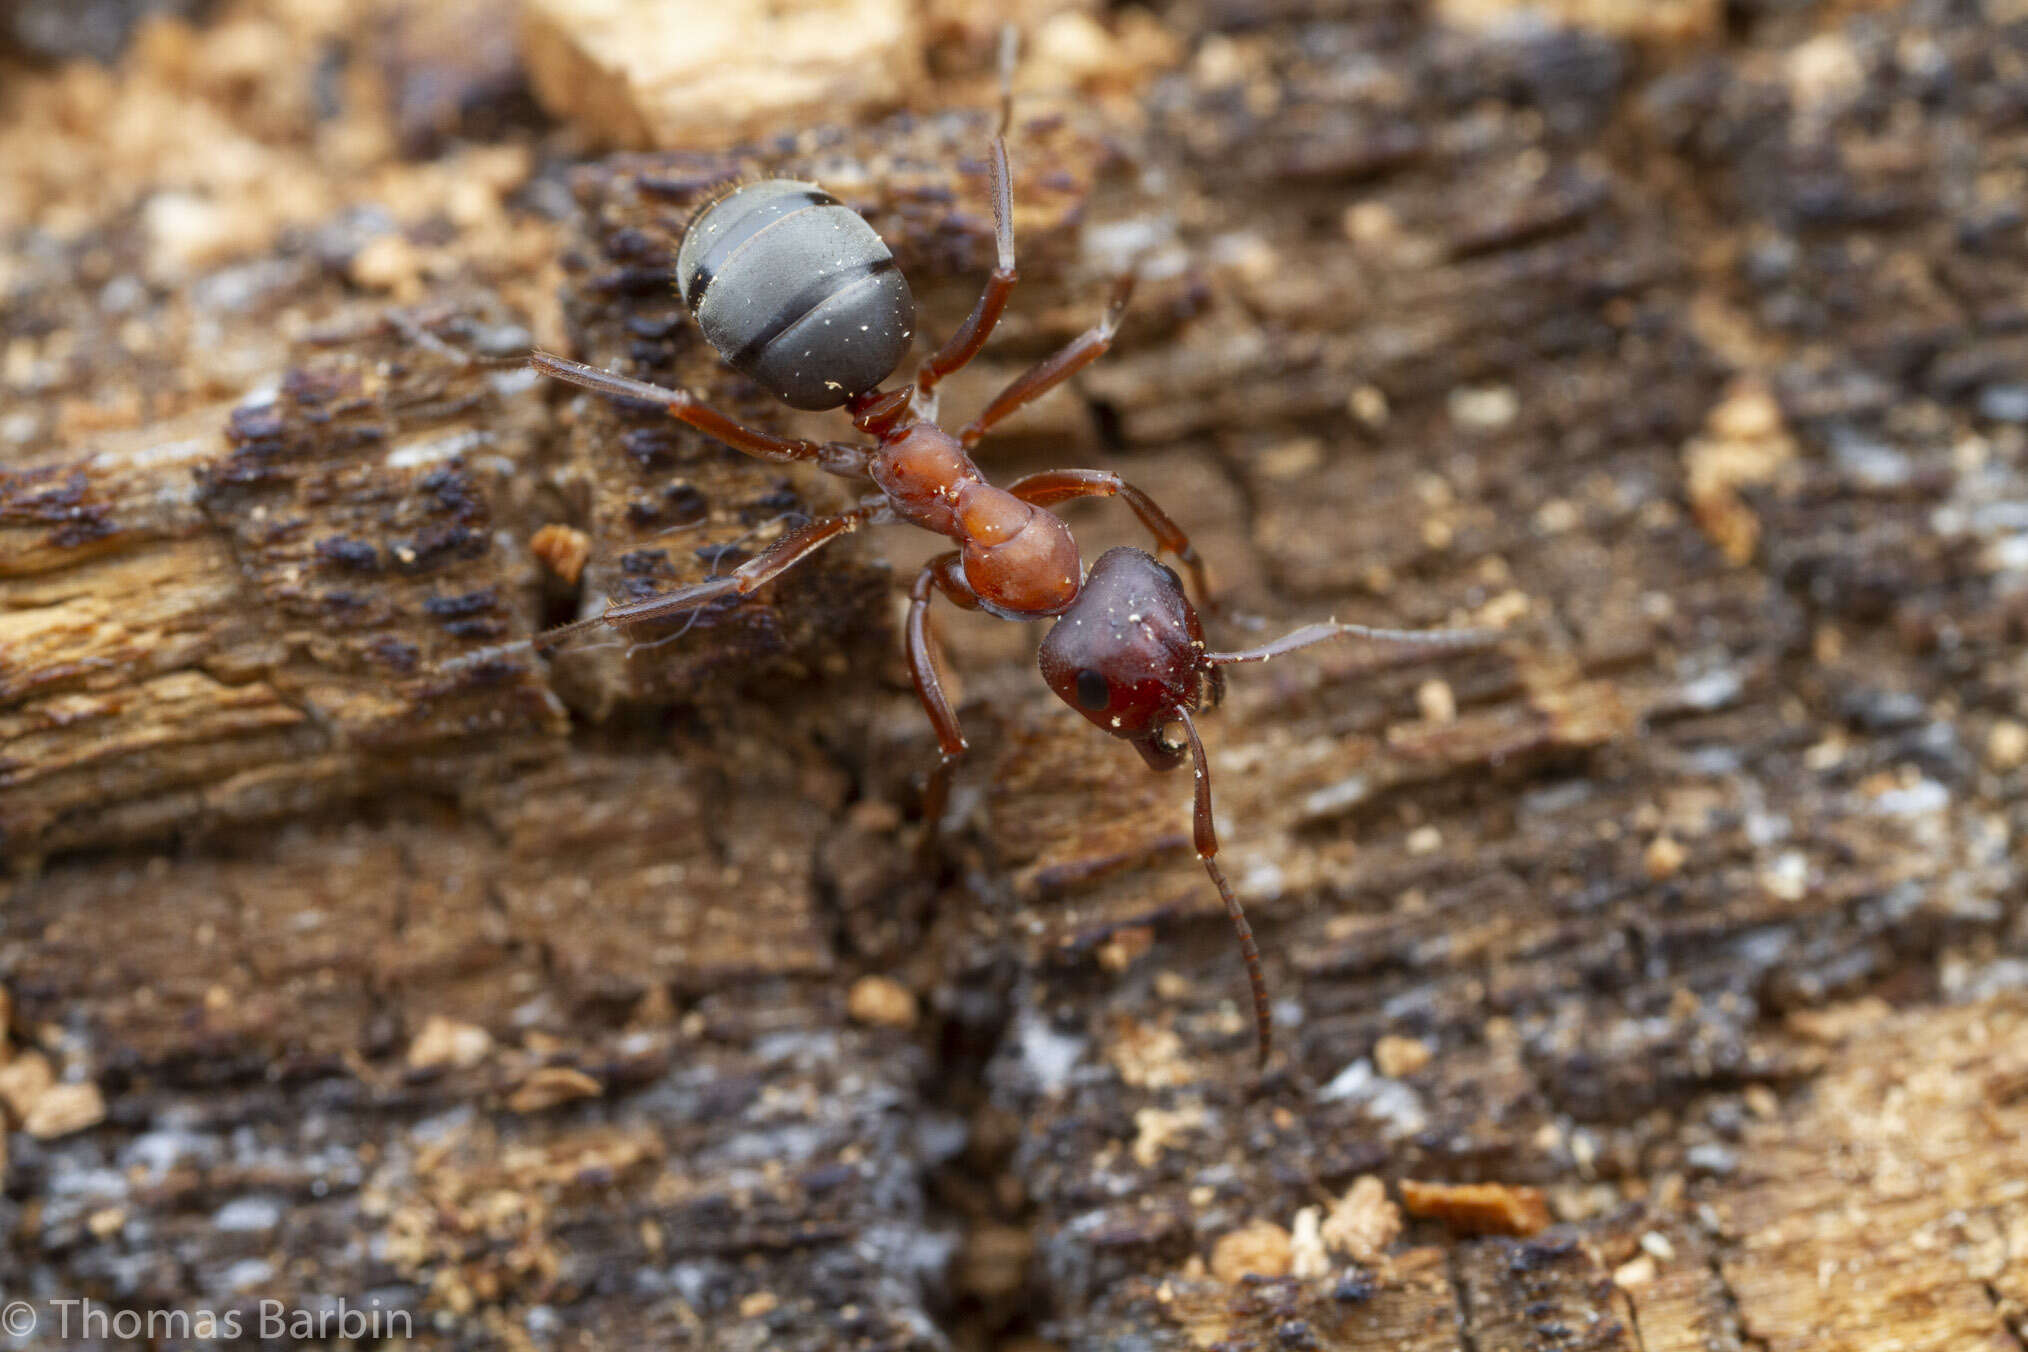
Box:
xmin=1038 ymin=547 xmax=1219 ymax=771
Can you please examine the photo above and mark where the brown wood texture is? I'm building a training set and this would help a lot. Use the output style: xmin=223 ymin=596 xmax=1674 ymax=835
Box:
xmin=3 ymin=1 xmax=2027 ymax=1349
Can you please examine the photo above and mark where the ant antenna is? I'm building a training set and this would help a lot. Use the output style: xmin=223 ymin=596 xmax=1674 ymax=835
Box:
xmin=996 ymin=24 xmax=1018 ymax=136
xmin=1207 ymin=621 xmax=1502 ymax=667
xmin=988 ymin=26 xmax=1016 ymax=274
xmin=1177 ymin=706 xmax=1272 ymax=1068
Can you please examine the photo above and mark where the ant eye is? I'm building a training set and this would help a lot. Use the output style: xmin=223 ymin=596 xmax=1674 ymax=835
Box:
xmin=1075 ymin=668 xmax=1110 ymax=711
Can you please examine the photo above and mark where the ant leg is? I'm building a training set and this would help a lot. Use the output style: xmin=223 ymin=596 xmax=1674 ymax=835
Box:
xmin=535 ymin=505 xmax=881 ymax=651
xmin=1177 ymin=707 xmax=1272 ymax=1069
xmin=530 ymin=351 xmax=871 ymax=478
xmin=958 ymin=273 xmax=1134 ymax=448
xmin=915 ymin=28 xmax=1019 ymax=402
xmin=1007 ymin=468 xmax=1211 ymax=607
xmin=908 ymin=553 xmax=980 ymax=845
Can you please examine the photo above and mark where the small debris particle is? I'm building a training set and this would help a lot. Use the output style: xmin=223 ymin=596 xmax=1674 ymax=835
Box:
xmin=1343 ymin=202 xmax=1399 ymax=247
xmin=1320 ymin=1176 xmax=1402 ymax=1264
xmin=1096 ymin=925 xmax=1156 ymax=973
xmin=738 ymin=1291 xmax=777 ymax=1319
xmin=407 ymin=1014 xmax=493 ymax=1071
xmin=1032 ymin=10 xmax=1117 ymax=82
xmin=1332 ymin=1268 xmax=1378 ymax=1303
xmin=1640 ymin=1230 xmax=1677 ymax=1262
xmin=846 ymin=974 xmax=917 ymax=1030
xmin=1986 ymin=719 xmax=2028 ymax=771
xmin=1260 ymin=437 xmax=1325 ymax=482
xmin=1415 ymin=679 xmax=1457 ymax=726
xmin=506 ymin=1066 xmax=602 ymax=1113
xmin=1110 ymin=1019 xmax=1196 ymax=1090
xmin=1475 ymin=589 xmax=1533 ymax=628
xmin=24 ymin=1081 xmax=107 ymax=1139
xmin=1760 ymin=850 xmax=1809 ymax=902
xmin=0 ymin=1052 xmax=55 ymax=1120
xmin=1373 ymin=1035 xmax=1432 ymax=1079
xmin=1211 ymin=1219 xmax=1293 ymax=1282
xmin=1348 ymin=384 xmax=1390 ymax=427
xmin=1132 ymin=1102 xmax=1206 ymax=1168
xmin=530 ymin=522 xmax=591 ymax=585
xmin=1644 ymin=833 xmax=1686 ymax=881
xmin=847 ymin=799 xmax=901 ymax=833
xmin=1406 ymin=825 xmax=1443 ymax=855
xmin=1534 ymin=497 xmax=1580 ymax=534
xmin=1685 ymin=1143 xmax=1738 ymax=1177
xmin=1613 ymin=1254 xmax=1657 ymax=1289
xmin=1743 ymin=1084 xmax=1780 ymax=1120
xmin=1683 ymin=377 xmax=1795 ymax=566
xmin=1277 ymin=1319 xmax=1318 ymax=1349
xmin=1784 ymin=993 xmax=1890 ymax=1045
xmin=1448 ymin=384 xmax=1519 ymax=431
xmin=87 ymin=1206 xmax=126 ymax=1238
xmin=1398 ymin=1179 xmax=1551 ymax=1236
xmin=1289 ymin=1206 xmax=1330 ymax=1279
xmin=349 ymin=232 xmax=425 ymax=299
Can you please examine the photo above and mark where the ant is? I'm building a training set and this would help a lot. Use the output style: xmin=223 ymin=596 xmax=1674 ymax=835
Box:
xmin=518 ymin=32 xmax=1495 ymax=1067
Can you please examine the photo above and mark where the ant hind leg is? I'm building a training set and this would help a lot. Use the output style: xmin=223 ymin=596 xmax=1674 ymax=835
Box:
xmin=530 ymin=351 xmax=870 ymax=477
xmin=537 ymin=504 xmax=882 ymax=648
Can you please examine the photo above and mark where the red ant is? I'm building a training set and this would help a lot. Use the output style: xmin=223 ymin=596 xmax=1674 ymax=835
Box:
xmin=518 ymin=34 xmax=1494 ymax=1066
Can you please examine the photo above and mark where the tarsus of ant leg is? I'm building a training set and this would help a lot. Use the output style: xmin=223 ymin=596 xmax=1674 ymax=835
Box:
xmin=1177 ymin=707 xmax=1271 ymax=1068
xmin=530 ymin=350 xmax=693 ymax=407
xmin=958 ymin=273 xmax=1136 ymax=447
xmin=1207 ymin=621 xmax=1501 ymax=667
xmin=997 ymin=25 xmax=1018 ymax=138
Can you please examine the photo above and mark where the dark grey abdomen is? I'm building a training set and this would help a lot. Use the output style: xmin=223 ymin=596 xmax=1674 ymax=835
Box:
xmin=676 ymin=179 xmax=916 ymax=411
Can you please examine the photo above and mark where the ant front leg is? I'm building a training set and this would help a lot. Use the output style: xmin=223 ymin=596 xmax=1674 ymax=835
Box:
xmin=537 ymin=505 xmax=883 ymax=651
xmin=958 ymin=273 xmax=1134 ymax=448
xmin=530 ymin=352 xmax=871 ymax=479
xmin=1177 ymin=707 xmax=1272 ymax=1069
xmin=906 ymin=553 xmax=980 ymax=852
xmin=1007 ymin=469 xmax=1211 ymax=608
xmin=914 ymin=27 xmax=1019 ymax=407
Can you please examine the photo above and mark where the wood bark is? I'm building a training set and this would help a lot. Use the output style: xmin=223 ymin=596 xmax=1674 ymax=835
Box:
xmin=3 ymin=1 xmax=2026 ymax=1349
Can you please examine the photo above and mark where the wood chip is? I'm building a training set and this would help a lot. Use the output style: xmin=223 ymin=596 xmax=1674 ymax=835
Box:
xmin=0 ymin=1052 xmax=54 ymax=1122
xmin=529 ymin=523 xmax=591 ymax=586
xmin=1373 ymin=1034 xmax=1433 ymax=1078
xmin=506 ymin=1066 xmax=602 ymax=1113
xmin=24 ymin=1081 xmax=107 ymax=1138
xmin=1321 ymin=1175 xmax=1403 ymax=1263
xmin=846 ymin=975 xmax=917 ymax=1029
xmin=1399 ymin=1180 xmax=1551 ymax=1237
xmin=406 ymin=1015 xmax=494 ymax=1071
xmin=1210 ymin=1219 xmax=1293 ymax=1282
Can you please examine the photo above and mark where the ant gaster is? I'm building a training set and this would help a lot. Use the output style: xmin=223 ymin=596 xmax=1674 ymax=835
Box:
xmin=521 ymin=32 xmax=1494 ymax=1067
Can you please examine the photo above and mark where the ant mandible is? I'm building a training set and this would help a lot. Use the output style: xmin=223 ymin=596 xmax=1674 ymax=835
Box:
xmin=521 ymin=32 xmax=1494 ymax=1067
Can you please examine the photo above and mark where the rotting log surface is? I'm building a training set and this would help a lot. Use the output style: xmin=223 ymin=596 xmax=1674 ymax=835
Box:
xmin=3 ymin=2 xmax=2027 ymax=1350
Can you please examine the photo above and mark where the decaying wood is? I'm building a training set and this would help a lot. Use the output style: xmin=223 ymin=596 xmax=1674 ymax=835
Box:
xmin=3 ymin=0 xmax=2026 ymax=1349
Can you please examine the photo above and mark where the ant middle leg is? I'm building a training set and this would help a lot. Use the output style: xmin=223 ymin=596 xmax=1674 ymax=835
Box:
xmin=958 ymin=273 xmax=1135 ymax=448
xmin=1006 ymin=468 xmax=1211 ymax=607
xmin=530 ymin=351 xmax=871 ymax=478
xmin=914 ymin=27 xmax=1020 ymax=404
xmin=536 ymin=504 xmax=884 ymax=651
xmin=907 ymin=552 xmax=981 ymax=849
